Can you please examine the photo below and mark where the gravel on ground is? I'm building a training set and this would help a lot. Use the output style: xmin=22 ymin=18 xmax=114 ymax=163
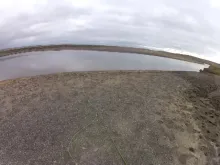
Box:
xmin=0 ymin=71 xmax=220 ymax=165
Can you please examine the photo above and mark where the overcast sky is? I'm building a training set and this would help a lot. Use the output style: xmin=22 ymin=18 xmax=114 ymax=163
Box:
xmin=0 ymin=0 xmax=220 ymax=62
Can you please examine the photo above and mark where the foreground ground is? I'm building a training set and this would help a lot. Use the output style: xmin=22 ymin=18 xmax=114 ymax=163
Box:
xmin=0 ymin=71 xmax=220 ymax=165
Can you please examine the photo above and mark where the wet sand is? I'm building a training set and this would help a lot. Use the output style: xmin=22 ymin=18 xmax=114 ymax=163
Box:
xmin=0 ymin=71 xmax=220 ymax=165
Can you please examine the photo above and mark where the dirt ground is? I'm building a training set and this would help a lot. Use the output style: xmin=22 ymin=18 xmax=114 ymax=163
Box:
xmin=0 ymin=71 xmax=220 ymax=165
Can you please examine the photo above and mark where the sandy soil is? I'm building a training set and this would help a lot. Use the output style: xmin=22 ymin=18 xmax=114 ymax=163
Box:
xmin=0 ymin=71 xmax=220 ymax=165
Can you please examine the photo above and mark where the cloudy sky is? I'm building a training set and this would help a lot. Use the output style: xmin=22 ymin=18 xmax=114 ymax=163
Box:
xmin=0 ymin=0 xmax=220 ymax=62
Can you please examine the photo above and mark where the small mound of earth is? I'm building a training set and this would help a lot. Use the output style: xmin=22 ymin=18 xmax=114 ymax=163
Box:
xmin=0 ymin=71 xmax=220 ymax=165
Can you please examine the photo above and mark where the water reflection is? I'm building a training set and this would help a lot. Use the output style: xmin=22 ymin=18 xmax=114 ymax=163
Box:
xmin=0 ymin=50 xmax=207 ymax=81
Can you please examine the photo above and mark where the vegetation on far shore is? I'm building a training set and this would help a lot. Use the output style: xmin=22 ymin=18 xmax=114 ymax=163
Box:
xmin=1 ymin=44 xmax=220 ymax=76
xmin=0 ymin=44 xmax=220 ymax=68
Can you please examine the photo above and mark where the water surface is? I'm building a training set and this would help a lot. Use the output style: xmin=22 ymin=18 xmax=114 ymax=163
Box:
xmin=0 ymin=50 xmax=207 ymax=81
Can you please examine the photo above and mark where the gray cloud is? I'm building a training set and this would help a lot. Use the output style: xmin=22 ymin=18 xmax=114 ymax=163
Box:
xmin=0 ymin=0 xmax=220 ymax=62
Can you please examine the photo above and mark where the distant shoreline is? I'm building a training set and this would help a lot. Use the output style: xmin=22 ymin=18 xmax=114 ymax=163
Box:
xmin=0 ymin=44 xmax=219 ymax=67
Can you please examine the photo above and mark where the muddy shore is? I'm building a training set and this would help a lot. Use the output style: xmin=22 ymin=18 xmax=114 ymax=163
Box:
xmin=0 ymin=71 xmax=220 ymax=165
xmin=1 ymin=45 xmax=219 ymax=68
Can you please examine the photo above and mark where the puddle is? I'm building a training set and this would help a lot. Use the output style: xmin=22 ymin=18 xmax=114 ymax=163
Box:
xmin=0 ymin=50 xmax=208 ymax=81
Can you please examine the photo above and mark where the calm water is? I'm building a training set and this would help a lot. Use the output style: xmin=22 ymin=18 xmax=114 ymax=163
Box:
xmin=0 ymin=50 xmax=208 ymax=81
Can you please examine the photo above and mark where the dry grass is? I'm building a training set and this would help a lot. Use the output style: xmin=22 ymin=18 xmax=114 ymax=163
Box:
xmin=202 ymin=66 xmax=220 ymax=75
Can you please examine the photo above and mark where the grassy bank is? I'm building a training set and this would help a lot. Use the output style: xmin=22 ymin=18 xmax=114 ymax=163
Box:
xmin=201 ymin=66 xmax=220 ymax=75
